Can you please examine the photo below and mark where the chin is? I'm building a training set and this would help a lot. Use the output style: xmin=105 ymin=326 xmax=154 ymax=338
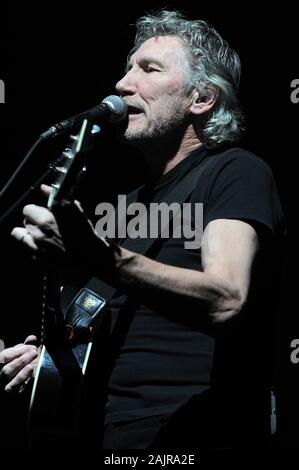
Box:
xmin=124 ymin=126 xmax=148 ymax=141
xmin=116 ymin=122 xmax=158 ymax=146
xmin=120 ymin=132 xmax=154 ymax=150
xmin=115 ymin=121 xmax=143 ymax=143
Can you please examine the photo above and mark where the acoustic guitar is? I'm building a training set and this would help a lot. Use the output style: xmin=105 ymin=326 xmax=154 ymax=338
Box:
xmin=28 ymin=120 xmax=109 ymax=447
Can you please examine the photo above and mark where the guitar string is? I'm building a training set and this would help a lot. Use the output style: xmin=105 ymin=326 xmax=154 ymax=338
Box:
xmin=40 ymin=273 xmax=47 ymax=345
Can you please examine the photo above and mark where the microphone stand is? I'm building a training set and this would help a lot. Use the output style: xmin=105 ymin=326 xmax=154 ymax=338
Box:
xmin=0 ymin=154 xmax=65 ymax=226
xmin=0 ymin=124 xmax=100 ymax=226
xmin=0 ymin=135 xmax=45 ymax=202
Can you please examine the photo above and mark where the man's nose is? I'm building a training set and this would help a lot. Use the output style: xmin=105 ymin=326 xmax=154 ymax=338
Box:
xmin=115 ymin=69 xmax=136 ymax=96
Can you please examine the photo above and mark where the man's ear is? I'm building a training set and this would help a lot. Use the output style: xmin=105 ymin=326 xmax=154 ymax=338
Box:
xmin=189 ymin=88 xmax=218 ymax=116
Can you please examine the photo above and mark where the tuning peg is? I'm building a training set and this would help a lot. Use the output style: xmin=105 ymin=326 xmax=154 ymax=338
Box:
xmin=62 ymin=149 xmax=73 ymax=159
xmin=55 ymin=166 xmax=67 ymax=174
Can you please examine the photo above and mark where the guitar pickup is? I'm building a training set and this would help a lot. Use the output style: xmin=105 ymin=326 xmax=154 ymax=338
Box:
xmin=64 ymin=288 xmax=107 ymax=343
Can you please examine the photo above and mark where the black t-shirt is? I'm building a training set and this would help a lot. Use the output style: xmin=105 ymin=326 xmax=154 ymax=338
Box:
xmin=104 ymin=146 xmax=285 ymax=425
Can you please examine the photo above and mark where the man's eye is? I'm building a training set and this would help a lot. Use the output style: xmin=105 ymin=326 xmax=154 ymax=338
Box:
xmin=146 ymin=66 xmax=159 ymax=73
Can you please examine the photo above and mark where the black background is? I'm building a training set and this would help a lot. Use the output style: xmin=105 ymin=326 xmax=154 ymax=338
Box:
xmin=0 ymin=1 xmax=298 ymax=448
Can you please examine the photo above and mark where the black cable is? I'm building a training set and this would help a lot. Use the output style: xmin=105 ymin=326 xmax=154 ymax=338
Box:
xmin=0 ymin=135 xmax=44 ymax=201
xmin=0 ymin=164 xmax=55 ymax=225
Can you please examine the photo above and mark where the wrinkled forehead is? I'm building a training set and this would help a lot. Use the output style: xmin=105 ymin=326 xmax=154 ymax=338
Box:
xmin=128 ymin=35 xmax=190 ymax=69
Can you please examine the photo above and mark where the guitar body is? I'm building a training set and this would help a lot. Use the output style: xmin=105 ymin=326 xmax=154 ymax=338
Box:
xmin=29 ymin=283 xmax=110 ymax=447
xmin=29 ymin=342 xmax=91 ymax=446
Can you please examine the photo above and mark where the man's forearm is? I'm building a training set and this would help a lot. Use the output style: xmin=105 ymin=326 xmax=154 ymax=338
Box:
xmin=112 ymin=246 xmax=242 ymax=326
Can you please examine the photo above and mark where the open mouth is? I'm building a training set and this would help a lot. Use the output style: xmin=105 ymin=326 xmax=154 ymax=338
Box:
xmin=128 ymin=105 xmax=143 ymax=115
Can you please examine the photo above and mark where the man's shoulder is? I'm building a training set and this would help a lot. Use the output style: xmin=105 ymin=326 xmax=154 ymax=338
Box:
xmin=208 ymin=146 xmax=271 ymax=169
xmin=190 ymin=146 xmax=278 ymax=203
xmin=203 ymin=146 xmax=275 ymax=181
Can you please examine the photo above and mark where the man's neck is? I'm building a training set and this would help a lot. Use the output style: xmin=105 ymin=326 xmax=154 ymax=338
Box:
xmin=140 ymin=127 xmax=203 ymax=182
xmin=163 ymin=138 xmax=203 ymax=174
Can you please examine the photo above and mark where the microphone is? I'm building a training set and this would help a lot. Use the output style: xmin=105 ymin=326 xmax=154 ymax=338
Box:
xmin=40 ymin=95 xmax=127 ymax=140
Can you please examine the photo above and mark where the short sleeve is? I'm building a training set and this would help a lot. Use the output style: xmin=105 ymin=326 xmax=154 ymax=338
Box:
xmin=196 ymin=150 xmax=285 ymax=234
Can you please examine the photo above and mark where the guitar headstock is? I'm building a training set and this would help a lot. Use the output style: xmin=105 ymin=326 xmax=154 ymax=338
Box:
xmin=47 ymin=119 xmax=94 ymax=210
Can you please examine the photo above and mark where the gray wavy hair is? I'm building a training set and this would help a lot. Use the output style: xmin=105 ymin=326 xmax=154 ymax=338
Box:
xmin=130 ymin=10 xmax=245 ymax=148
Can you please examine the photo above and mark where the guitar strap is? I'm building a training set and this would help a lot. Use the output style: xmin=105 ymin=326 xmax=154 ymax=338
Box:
xmin=86 ymin=150 xmax=219 ymax=299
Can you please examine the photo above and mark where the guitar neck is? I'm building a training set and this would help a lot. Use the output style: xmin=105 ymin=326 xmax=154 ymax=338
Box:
xmin=41 ymin=119 xmax=94 ymax=346
xmin=47 ymin=119 xmax=93 ymax=211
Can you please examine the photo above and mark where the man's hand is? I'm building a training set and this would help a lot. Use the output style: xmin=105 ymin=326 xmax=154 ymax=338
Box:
xmin=11 ymin=184 xmax=68 ymax=257
xmin=0 ymin=335 xmax=39 ymax=393
xmin=11 ymin=202 xmax=66 ymax=255
xmin=11 ymin=185 xmax=117 ymax=279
